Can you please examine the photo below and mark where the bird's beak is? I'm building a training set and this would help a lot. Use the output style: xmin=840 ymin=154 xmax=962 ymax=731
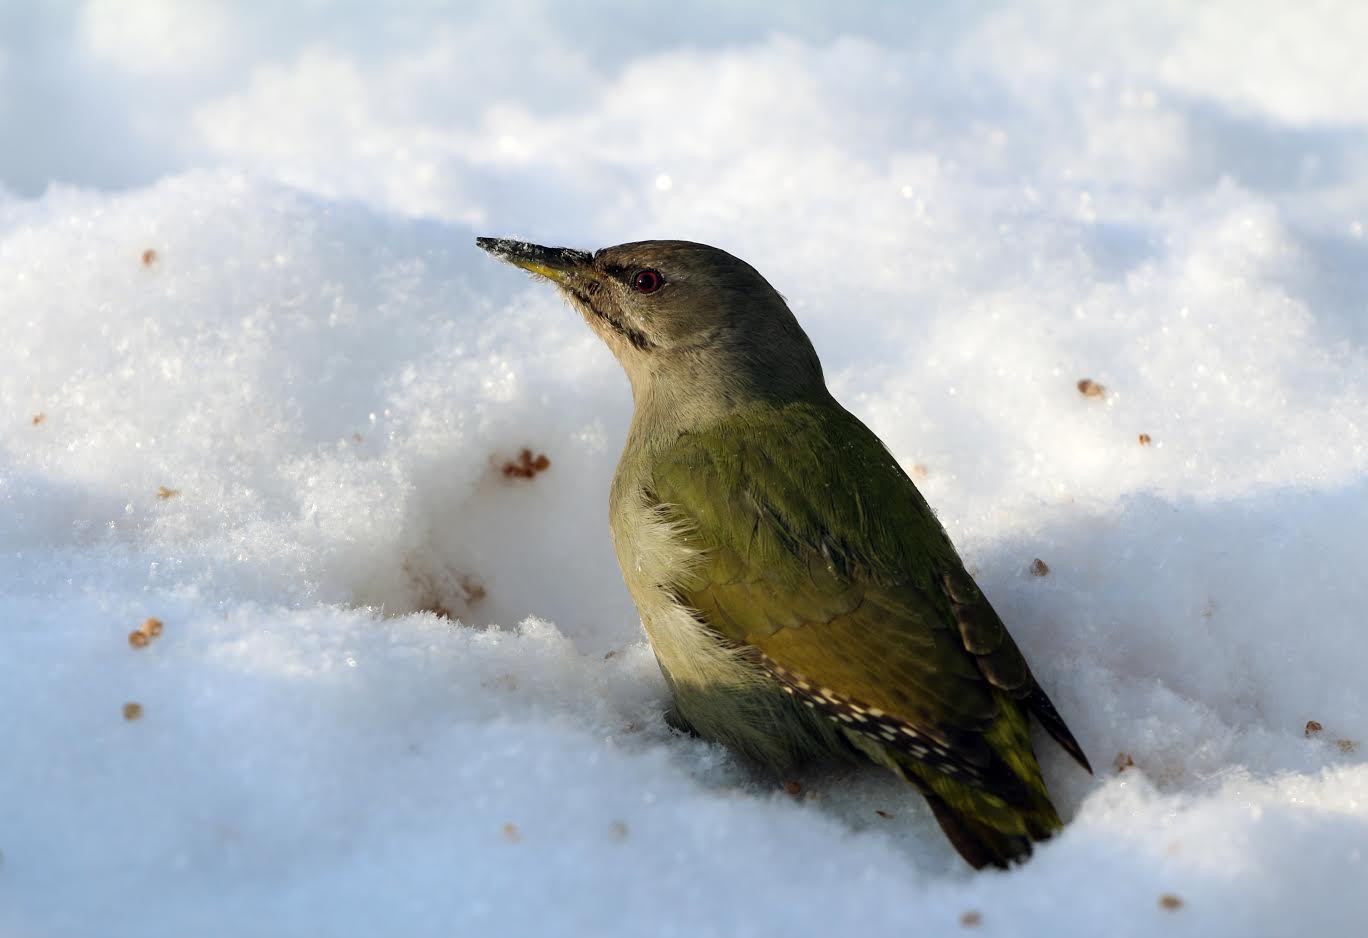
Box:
xmin=476 ymin=237 xmax=592 ymax=284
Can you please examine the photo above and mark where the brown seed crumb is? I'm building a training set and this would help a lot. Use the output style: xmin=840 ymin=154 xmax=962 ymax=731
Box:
xmin=128 ymin=617 xmax=163 ymax=647
xmin=609 ymin=821 xmax=629 ymax=840
xmin=501 ymin=822 xmax=521 ymax=842
xmin=1114 ymin=752 xmax=1135 ymax=773
xmin=960 ymin=910 xmax=982 ymax=927
xmin=31 ymin=412 xmax=45 ymax=426
xmin=1337 ymin=739 xmax=1358 ymax=753
xmin=1030 ymin=558 xmax=1050 ymax=577
xmin=142 ymin=248 xmax=157 ymax=266
xmin=784 ymin=781 xmax=803 ymax=797
xmin=1159 ymin=894 xmax=1183 ymax=910
xmin=1138 ymin=433 xmax=1152 ymax=445
xmin=910 ymin=463 xmax=929 ymax=480
xmin=1077 ymin=378 xmax=1106 ymax=399
xmin=874 ymin=809 xmax=893 ymax=819
xmin=603 ymin=650 xmax=617 ymax=660
xmin=1305 ymin=720 xmax=1323 ymax=737
xmin=123 ymin=702 xmax=143 ymax=721
xmin=501 ymin=449 xmax=552 ymax=480
xmin=460 ymin=575 xmax=487 ymax=606
xmin=352 ymin=432 xmax=363 ymax=443
xmin=155 ymin=486 xmax=180 ymax=500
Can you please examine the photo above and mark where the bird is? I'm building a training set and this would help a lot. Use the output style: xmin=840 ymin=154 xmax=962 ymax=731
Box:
xmin=476 ymin=236 xmax=1092 ymax=869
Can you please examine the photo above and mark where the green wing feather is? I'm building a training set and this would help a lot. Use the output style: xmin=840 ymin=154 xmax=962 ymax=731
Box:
xmin=648 ymin=399 xmax=1090 ymax=867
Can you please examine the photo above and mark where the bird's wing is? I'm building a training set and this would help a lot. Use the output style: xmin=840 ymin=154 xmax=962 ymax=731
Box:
xmin=649 ymin=399 xmax=1090 ymax=795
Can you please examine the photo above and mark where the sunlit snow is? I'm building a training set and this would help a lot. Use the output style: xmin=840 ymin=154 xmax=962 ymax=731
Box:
xmin=1 ymin=3 xmax=1365 ymax=936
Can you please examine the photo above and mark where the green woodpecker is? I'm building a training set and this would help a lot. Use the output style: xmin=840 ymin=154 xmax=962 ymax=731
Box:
xmin=477 ymin=237 xmax=1091 ymax=869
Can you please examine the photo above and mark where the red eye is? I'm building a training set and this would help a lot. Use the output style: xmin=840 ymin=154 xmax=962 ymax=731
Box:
xmin=632 ymin=269 xmax=664 ymax=294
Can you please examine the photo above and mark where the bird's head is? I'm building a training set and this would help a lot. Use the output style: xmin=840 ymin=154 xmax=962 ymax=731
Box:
xmin=476 ymin=237 xmax=825 ymax=413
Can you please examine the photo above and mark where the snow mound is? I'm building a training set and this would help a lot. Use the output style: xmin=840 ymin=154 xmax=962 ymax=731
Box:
xmin=2 ymin=3 xmax=1365 ymax=936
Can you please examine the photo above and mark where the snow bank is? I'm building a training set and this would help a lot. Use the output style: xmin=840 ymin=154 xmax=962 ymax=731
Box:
xmin=1 ymin=3 xmax=1364 ymax=936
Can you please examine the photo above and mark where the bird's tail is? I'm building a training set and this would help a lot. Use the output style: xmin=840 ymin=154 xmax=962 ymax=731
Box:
xmin=903 ymin=758 xmax=1063 ymax=870
xmin=843 ymin=688 xmax=1068 ymax=870
xmin=916 ymin=785 xmax=1037 ymax=869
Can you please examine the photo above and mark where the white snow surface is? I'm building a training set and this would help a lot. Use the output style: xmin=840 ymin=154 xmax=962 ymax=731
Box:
xmin=2 ymin=3 xmax=1367 ymax=936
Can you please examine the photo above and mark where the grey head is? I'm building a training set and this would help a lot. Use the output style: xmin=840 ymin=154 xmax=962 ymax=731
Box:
xmin=476 ymin=238 xmax=828 ymax=428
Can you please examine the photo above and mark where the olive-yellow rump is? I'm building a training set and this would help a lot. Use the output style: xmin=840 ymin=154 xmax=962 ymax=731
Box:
xmin=477 ymin=237 xmax=1091 ymax=868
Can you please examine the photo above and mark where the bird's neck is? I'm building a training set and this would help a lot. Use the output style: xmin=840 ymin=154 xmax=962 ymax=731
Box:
xmin=610 ymin=300 xmax=830 ymax=456
xmin=622 ymin=353 xmax=829 ymax=457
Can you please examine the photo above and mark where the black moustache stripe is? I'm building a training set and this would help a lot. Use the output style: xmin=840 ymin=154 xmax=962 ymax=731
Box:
xmin=569 ymin=286 xmax=653 ymax=351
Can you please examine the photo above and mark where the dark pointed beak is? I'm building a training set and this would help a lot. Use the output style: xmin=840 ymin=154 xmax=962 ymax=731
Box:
xmin=476 ymin=237 xmax=592 ymax=284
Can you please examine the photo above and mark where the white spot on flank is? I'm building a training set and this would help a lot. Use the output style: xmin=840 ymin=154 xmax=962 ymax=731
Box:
xmin=655 ymin=174 xmax=673 ymax=192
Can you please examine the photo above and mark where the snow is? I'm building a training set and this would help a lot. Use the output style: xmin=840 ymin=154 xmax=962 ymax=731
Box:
xmin=1 ymin=2 xmax=1365 ymax=935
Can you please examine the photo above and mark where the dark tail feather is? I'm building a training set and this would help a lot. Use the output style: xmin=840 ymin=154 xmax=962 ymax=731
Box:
xmin=919 ymin=789 xmax=1033 ymax=870
xmin=1024 ymin=683 xmax=1093 ymax=774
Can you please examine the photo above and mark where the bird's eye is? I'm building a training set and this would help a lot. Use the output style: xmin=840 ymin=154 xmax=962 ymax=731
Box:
xmin=632 ymin=269 xmax=665 ymax=294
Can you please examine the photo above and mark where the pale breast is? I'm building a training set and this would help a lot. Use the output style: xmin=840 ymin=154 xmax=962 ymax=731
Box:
xmin=609 ymin=473 xmax=849 ymax=770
